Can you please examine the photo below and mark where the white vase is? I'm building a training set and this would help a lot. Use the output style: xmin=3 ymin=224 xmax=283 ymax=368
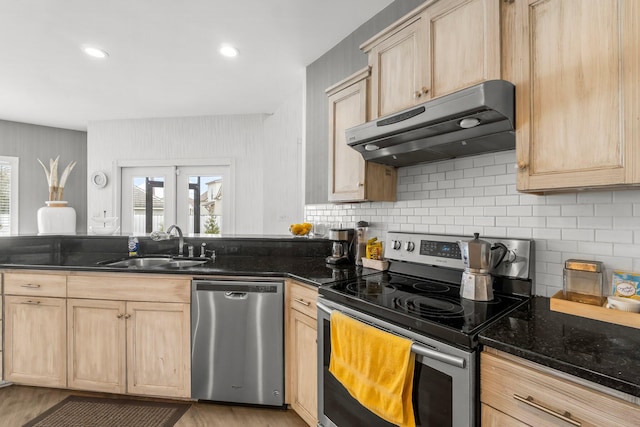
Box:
xmin=37 ymin=201 xmax=76 ymax=235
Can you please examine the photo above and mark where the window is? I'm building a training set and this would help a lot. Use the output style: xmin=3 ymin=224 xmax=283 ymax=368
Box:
xmin=119 ymin=161 xmax=233 ymax=235
xmin=0 ymin=156 xmax=19 ymax=235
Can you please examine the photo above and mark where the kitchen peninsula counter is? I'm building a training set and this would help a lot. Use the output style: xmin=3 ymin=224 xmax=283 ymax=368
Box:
xmin=479 ymin=296 xmax=640 ymax=400
xmin=0 ymin=234 xmax=369 ymax=287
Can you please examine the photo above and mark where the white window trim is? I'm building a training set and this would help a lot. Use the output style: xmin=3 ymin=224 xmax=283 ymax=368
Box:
xmin=113 ymin=158 xmax=236 ymax=235
xmin=0 ymin=156 xmax=19 ymax=234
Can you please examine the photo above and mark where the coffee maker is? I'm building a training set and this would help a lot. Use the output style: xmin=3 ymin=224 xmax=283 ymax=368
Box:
xmin=325 ymin=228 xmax=355 ymax=265
xmin=457 ymin=233 xmax=494 ymax=301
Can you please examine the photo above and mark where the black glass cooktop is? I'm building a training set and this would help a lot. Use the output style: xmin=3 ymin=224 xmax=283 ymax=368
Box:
xmin=319 ymin=271 xmax=529 ymax=349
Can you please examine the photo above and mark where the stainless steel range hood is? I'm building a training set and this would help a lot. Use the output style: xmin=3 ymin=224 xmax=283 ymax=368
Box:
xmin=346 ymin=80 xmax=515 ymax=167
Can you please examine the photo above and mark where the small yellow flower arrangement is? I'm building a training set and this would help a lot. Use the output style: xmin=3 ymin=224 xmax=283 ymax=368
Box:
xmin=290 ymin=222 xmax=313 ymax=236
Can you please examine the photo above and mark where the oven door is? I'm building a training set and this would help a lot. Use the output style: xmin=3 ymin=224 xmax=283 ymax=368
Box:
xmin=317 ymin=297 xmax=477 ymax=427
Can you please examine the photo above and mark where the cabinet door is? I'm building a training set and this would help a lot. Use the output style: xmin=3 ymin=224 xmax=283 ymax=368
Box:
xmin=328 ymin=76 xmax=368 ymax=202
xmin=67 ymin=299 xmax=126 ymax=394
xmin=515 ymin=0 xmax=640 ymax=191
xmin=4 ymin=295 xmax=66 ymax=387
xmin=424 ymin=0 xmax=501 ymax=99
xmin=126 ymin=301 xmax=191 ymax=398
xmin=369 ymin=17 xmax=428 ymax=118
xmin=288 ymin=309 xmax=318 ymax=426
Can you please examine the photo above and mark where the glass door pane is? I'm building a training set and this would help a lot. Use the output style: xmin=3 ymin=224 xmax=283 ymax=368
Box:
xmin=121 ymin=167 xmax=176 ymax=234
xmin=177 ymin=166 xmax=229 ymax=235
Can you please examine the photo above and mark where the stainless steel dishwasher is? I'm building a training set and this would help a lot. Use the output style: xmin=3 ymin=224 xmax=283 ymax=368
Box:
xmin=191 ymin=279 xmax=284 ymax=406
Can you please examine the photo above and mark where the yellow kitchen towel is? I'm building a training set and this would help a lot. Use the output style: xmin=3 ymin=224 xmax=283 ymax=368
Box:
xmin=329 ymin=310 xmax=416 ymax=427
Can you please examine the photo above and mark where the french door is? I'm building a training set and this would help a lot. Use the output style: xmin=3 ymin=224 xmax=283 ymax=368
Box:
xmin=120 ymin=165 xmax=231 ymax=235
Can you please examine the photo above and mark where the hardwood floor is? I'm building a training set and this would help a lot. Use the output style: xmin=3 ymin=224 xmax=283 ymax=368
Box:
xmin=0 ymin=384 xmax=308 ymax=427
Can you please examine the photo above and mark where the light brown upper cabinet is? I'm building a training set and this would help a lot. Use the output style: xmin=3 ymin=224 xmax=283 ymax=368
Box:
xmin=327 ymin=67 xmax=397 ymax=202
xmin=362 ymin=0 xmax=502 ymax=119
xmin=514 ymin=0 xmax=640 ymax=192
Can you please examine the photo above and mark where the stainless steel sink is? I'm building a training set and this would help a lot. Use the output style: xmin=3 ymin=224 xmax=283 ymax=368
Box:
xmin=104 ymin=257 xmax=173 ymax=268
xmin=158 ymin=259 xmax=208 ymax=268
xmin=103 ymin=256 xmax=208 ymax=269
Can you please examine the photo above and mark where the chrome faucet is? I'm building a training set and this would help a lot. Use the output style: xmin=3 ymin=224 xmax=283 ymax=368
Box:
xmin=166 ymin=225 xmax=184 ymax=257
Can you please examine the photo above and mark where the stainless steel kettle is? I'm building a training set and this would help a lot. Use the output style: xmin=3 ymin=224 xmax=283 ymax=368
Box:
xmin=457 ymin=233 xmax=509 ymax=272
xmin=458 ymin=233 xmax=491 ymax=272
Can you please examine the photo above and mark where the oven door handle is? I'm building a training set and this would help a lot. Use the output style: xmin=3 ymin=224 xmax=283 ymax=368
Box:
xmin=317 ymin=301 xmax=466 ymax=369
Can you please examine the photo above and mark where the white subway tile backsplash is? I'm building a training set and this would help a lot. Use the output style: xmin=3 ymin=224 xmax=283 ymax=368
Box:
xmin=577 ymin=192 xmax=613 ymax=204
xmin=577 ymin=242 xmax=613 ymax=256
xmin=495 ymin=195 xmax=519 ymax=206
xmin=507 ymin=206 xmax=532 ymax=217
xmin=446 ymin=170 xmax=464 ymax=180
xmin=562 ymin=205 xmax=594 ymax=217
xmin=614 ymin=244 xmax=640 ymax=258
xmin=596 ymin=203 xmax=633 ymax=217
xmin=532 ymin=228 xmax=561 ymax=240
xmin=484 ymin=164 xmax=506 ymax=176
xmin=497 ymin=217 xmax=519 ymax=227
xmin=463 ymin=187 xmax=484 ymax=197
xmin=519 ymin=194 xmax=545 ymax=205
xmin=306 ymin=151 xmax=640 ymax=297
xmin=520 ymin=216 xmax=545 ymax=228
xmin=463 ymin=167 xmax=484 ymax=178
xmin=454 ymin=158 xmax=474 ymax=170
xmin=613 ymin=216 xmax=640 ymax=229
xmin=454 ymin=197 xmax=474 ymax=206
xmin=578 ymin=216 xmax=612 ymax=229
xmin=562 ymin=229 xmax=594 ymax=241
xmin=484 ymin=185 xmax=507 ymax=196
xmin=547 ymin=216 xmax=577 ymax=229
xmin=595 ymin=229 xmax=634 ymax=244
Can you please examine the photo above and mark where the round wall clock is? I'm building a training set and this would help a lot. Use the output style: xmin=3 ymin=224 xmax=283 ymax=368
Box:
xmin=90 ymin=171 xmax=108 ymax=188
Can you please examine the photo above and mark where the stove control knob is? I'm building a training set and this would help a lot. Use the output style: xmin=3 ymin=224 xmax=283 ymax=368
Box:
xmin=392 ymin=240 xmax=401 ymax=250
xmin=404 ymin=241 xmax=415 ymax=252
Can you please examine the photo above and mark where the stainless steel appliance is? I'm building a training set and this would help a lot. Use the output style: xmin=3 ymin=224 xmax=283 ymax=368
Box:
xmin=345 ymin=80 xmax=515 ymax=168
xmin=317 ymin=232 xmax=533 ymax=427
xmin=326 ymin=228 xmax=355 ymax=265
xmin=191 ymin=279 xmax=284 ymax=406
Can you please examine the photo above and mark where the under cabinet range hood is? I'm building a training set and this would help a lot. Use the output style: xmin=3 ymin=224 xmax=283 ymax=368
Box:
xmin=346 ymin=80 xmax=515 ymax=167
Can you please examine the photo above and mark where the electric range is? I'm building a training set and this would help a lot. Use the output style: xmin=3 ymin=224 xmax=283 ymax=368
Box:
xmin=318 ymin=231 xmax=534 ymax=349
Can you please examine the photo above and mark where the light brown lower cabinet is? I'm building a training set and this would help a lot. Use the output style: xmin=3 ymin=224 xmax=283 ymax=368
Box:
xmin=4 ymin=295 xmax=67 ymax=388
xmin=481 ymin=349 xmax=640 ymax=426
xmin=285 ymin=280 xmax=318 ymax=426
xmin=67 ymin=273 xmax=191 ymax=399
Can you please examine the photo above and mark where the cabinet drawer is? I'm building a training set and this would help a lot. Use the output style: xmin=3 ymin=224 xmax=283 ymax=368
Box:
xmin=289 ymin=283 xmax=318 ymax=319
xmin=481 ymin=352 xmax=640 ymax=427
xmin=4 ymin=272 xmax=66 ymax=297
xmin=67 ymin=273 xmax=190 ymax=303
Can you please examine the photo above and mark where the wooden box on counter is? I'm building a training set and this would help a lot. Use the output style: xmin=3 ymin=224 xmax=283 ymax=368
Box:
xmin=550 ymin=291 xmax=640 ymax=329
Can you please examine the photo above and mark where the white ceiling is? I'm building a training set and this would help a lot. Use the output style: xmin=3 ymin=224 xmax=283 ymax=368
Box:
xmin=0 ymin=0 xmax=395 ymax=131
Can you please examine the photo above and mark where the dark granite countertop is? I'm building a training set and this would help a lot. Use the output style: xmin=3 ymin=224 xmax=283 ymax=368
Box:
xmin=0 ymin=235 xmax=375 ymax=287
xmin=0 ymin=255 xmax=372 ymax=287
xmin=479 ymin=296 xmax=640 ymax=399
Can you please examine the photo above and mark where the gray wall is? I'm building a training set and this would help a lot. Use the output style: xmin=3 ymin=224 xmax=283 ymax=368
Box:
xmin=305 ymin=0 xmax=425 ymax=204
xmin=0 ymin=120 xmax=87 ymax=234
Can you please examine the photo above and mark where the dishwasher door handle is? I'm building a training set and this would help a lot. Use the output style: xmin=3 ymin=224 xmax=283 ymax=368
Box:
xmin=225 ymin=291 xmax=248 ymax=300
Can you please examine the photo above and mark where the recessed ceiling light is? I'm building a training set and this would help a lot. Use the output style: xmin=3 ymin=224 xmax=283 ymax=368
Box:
xmin=219 ymin=44 xmax=239 ymax=58
xmin=83 ymin=46 xmax=109 ymax=59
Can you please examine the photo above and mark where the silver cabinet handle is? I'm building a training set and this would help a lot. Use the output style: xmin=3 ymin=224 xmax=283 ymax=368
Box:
xmin=117 ymin=313 xmax=124 ymax=319
xmin=124 ymin=314 xmax=131 ymax=319
xmin=293 ymin=298 xmax=311 ymax=307
xmin=22 ymin=300 xmax=41 ymax=305
xmin=20 ymin=283 xmax=41 ymax=288
xmin=513 ymin=394 xmax=581 ymax=426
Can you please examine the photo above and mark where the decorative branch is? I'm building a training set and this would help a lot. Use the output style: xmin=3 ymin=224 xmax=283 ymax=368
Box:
xmin=37 ymin=156 xmax=76 ymax=201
